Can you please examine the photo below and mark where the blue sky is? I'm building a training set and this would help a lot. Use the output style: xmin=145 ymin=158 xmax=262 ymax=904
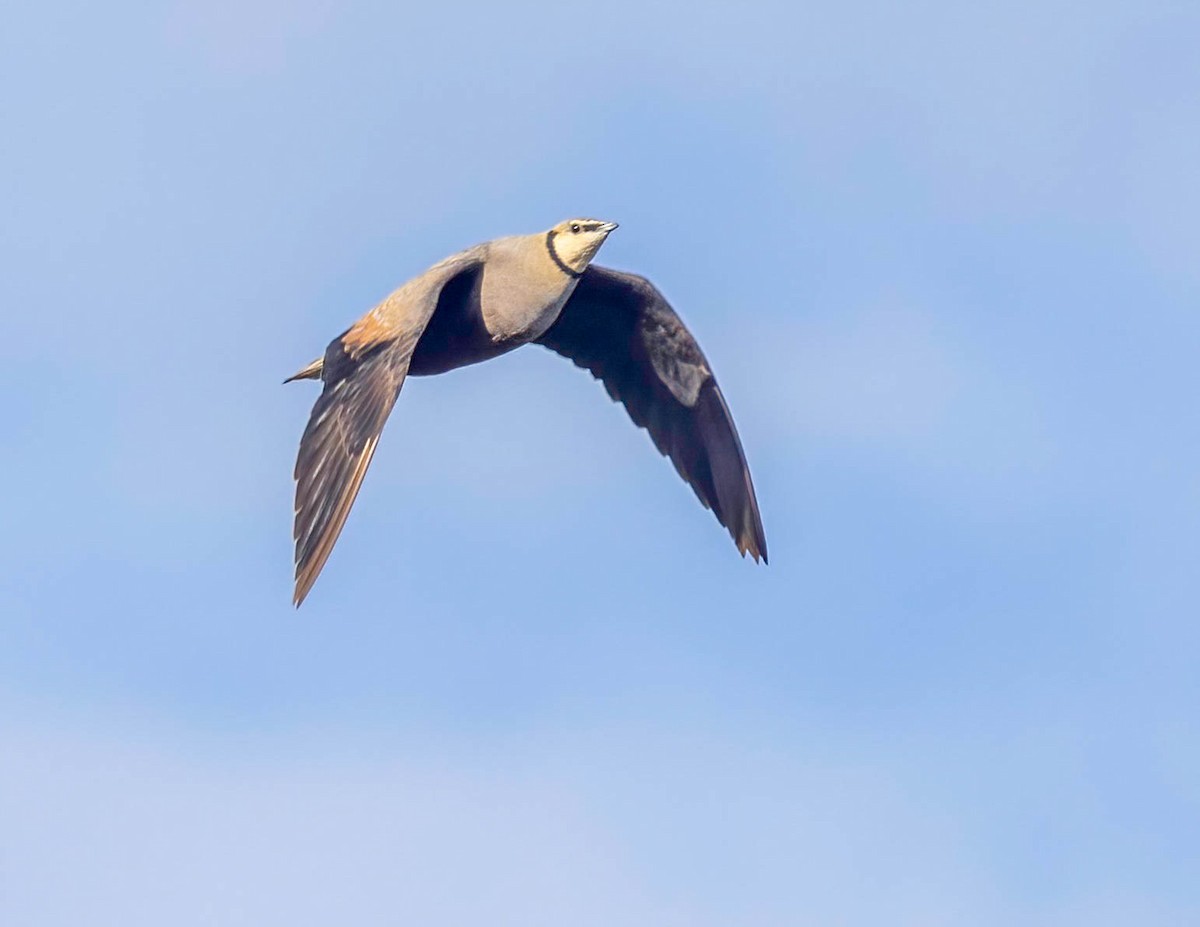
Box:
xmin=2 ymin=1 xmax=1198 ymax=923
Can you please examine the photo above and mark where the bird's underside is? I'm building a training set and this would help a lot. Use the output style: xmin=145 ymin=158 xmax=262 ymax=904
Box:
xmin=288 ymin=223 xmax=766 ymax=605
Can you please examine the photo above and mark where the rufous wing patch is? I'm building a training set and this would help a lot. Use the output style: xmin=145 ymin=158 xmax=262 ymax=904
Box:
xmin=341 ymin=311 xmax=394 ymax=357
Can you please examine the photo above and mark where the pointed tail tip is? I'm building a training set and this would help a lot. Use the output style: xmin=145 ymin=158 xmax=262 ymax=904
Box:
xmin=284 ymin=358 xmax=324 ymax=384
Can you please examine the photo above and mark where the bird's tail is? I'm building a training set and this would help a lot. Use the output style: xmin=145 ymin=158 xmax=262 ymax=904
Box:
xmin=284 ymin=357 xmax=324 ymax=384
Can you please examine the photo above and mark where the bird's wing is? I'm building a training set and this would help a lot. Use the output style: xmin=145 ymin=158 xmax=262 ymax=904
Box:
xmin=536 ymin=265 xmax=767 ymax=562
xmin=292 ymin=251 xmax=483 ymax=605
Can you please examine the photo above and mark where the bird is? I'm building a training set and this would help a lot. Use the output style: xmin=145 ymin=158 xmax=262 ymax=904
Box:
xmin=285 ymin=218 xmax=767 ymax=605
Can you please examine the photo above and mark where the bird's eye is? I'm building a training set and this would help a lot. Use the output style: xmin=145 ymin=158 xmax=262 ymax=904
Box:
xmin=571 ymin=224 xmax=581 ymax=233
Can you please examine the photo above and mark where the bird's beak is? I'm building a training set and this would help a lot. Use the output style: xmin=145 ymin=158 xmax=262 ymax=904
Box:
xmin=600 ymin=221 xmax=619 ymax=234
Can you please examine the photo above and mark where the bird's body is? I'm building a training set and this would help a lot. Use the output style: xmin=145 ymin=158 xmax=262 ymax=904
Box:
xmin=287 ymin=219 xmax=766 ymax=605
xmin=411 ymin=232 xmax=581 ymax=374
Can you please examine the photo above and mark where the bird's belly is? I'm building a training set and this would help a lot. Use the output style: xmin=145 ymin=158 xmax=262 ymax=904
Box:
xmin=408 ymin=324 xmax=512 ymax=376
xmin=410 ymin=276 xmax=576 ymax=377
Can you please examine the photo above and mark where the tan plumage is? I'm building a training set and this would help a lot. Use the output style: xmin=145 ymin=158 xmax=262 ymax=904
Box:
xmin=287 ymin=219 xmax=766 ymax=605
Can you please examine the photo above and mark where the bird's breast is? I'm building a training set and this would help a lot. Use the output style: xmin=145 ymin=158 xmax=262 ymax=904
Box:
xmin=479 ymin=261 xmax=577 ymax=345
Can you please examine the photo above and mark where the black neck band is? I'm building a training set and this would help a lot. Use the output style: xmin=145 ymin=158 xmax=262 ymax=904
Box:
xmin=546 ymin=230 xmax=583 ymax=278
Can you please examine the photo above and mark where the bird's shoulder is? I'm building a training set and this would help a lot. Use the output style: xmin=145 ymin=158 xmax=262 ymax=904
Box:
xmin=340 ymin=244 xmax=487 ymax=352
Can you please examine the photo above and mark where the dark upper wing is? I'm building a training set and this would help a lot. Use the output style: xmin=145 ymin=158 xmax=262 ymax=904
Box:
xmin=291 ymin=251 xmax=482 ymax=605
xmin=536 ymin=265 xmax=767 ymax=562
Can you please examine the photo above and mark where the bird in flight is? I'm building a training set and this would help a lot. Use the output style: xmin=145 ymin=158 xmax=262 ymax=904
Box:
xmin=286 ymin=219 xmax=767 ymax=605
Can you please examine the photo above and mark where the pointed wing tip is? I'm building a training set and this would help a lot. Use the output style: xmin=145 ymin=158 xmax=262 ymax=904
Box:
xmin=741 ymin=547 xmax=769 ymax=565
xmin=736 ymin=532 xmax=769 ymax=565
xmin=293 ymin=555 xmax=327 ymax=606
xmin=292 ymin=573 xmax=314 ymax=608
xmin=291 ymin=527 xmax=340 ymax=609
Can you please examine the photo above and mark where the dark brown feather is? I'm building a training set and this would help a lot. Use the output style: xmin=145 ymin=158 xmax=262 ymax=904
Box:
xmin=536 ymin=265 xmax=767 ymax=562
xmin=292 ymin=335 xmax=410 ymax=605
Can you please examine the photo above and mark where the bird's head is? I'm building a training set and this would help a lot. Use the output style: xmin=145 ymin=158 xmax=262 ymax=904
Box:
xmin=546 ymin=218 xmax=619 ymax=275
